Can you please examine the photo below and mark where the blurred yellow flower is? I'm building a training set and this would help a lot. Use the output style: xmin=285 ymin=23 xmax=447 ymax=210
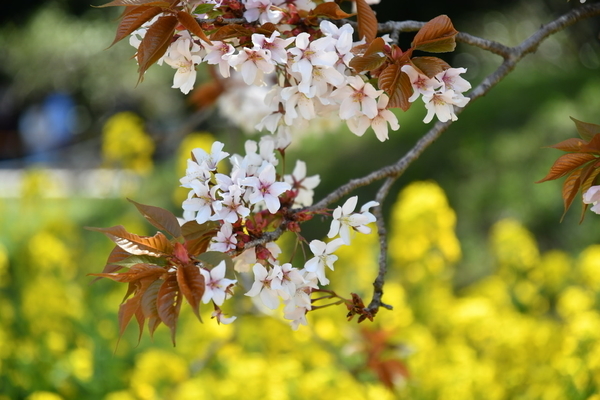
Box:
xmin=102 ymin=112 xmax=154 ymax=175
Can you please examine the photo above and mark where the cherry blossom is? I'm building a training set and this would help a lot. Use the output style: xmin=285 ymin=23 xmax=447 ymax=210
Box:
xmin=163 ymin=36 xmax=204 ymax=94
xmin=229 ymin=47 xmax=276 ymax=86
xmin=209 ymin=222 xmax=238 ymax=252
xmin=284 ymin=160 xmax=320 ymax=207
xmin=435 ymin=67 xmax=471 ymax=93
xmin=422 ymin=89 xmax=470 ymax=123
xmin=191 ymin=141 xmax=229 ymax=171
xmin=583 ymin=185 xmax=600 ymax=214
xmin=401 ymin=64 xmax=440 ymax=102
xmin=327 ymin=196 xmax=377 ymax=245
xmin=251 ymin=31 xmax=295 ymax=64
xmin=200 ymin=260 xmax=237 ymax=306
xmin=245 ymin=263 xmax=284 ymax=309
xmin=331 ymin=76 xmax=382 ymax=120
xmin=204 ymin=40 xmax=235 ymax=78
xmin=243 ymin=0 xmax=284 ymax=24
xmin=304 ymin=238 xmax=345 ymax=285
xmin=346 ymin=94 xmax=400 ymax=141
xmin=242 ymin=162 xmax=291 ymax=213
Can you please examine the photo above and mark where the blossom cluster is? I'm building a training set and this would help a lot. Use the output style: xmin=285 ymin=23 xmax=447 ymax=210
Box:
xmin=180 ymin=137 xmax=378 ymax=328
xmin=401 ymin=64 xmax=471 ymax=123
xmin=129 ymin=0 xmax=471 ymax=142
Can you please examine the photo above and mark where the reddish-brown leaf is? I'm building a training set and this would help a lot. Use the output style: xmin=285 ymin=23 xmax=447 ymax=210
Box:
xmin=571 ymin=117 xmax=600 ymax=141
xmin=90 ymin=263 xmax=165 ymax=283
xmin=411 ymin=56 xmax=451 ymax=78
xmin=364 ymin=37 xmax=386 ymax=57
xmin=157 ymin=274 xmax=182 ymax=346
xmin=254 ymin=23 xmax=277 ymax=37
xmin=312 ymin=2 xmax=354 ymax=19
xmin=210 ymin=24 xmax=253 ymax=42
xmin=411 ymin=15 xmax=458 ymax=53
xmin=90 ymin=245 xmax=131 ymax=284
xmin=137 ymin=15 xmax=178 ymax=82
xmin=141 ymin=279 xmax=163 ymax=337
xmin=182 ymin=220 xmax=219 ymax=240
xmin=355 ymin=0 xmax=378 ymax=43
xmin=88 ymin=225 xmax=173 ymax=257
xmin=535 ymin=153 xmax=596 ymax=183
xmin=97 ymin=0 xmax=170 ymax=7
xmin=128 ymin=199 xmax=182 ymax=238
xmin=118 ymin=294 xmax=141 ymax=338
xmin=110 ymin=6 xmax=163 ymax=47
xmin=546 ymin=137 xmax=588 ymax=152
xmin=176 ymin=264 xmax=205 ymax=321
xmin=561 ymin=168 xmax=583 ymax=221
xmin=379 ymin=64 xmax=412 ymax=111
xmin=578 ymin=134 xmax=600 ymax=153
xmin=176 ymin=10 xmax=212 ymax=45
xmin=349 ymin=54 xmax=387 ymax=73
xmin=134 ymin=307 xmax=146 ymax=343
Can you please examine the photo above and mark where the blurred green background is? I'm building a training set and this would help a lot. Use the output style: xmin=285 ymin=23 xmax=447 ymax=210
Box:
xmin=1 ymin=0 xmax=600 ymax=399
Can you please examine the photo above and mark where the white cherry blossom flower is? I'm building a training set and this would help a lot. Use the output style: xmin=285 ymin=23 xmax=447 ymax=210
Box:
xmin=331 ymin=76 xmax=382 ymax=120
xmin=327 ymin=196 xmax=376 ymax=245
xmin=243 ymin=0 xmax=284 ymax=24
xmin=180 ymin=159 xmax=211 ymax=188
xmin=279 ymin=263 xmax=306 ymax=298
xmin=242 ymin=162 xmax=291 ymax=213
xmin=401 ymin=64 xmax=441 ymax=102
xmin=252 ymin=31 xmax=295 ymax=64
xmin=182 ymin=181 xmax=219 ymax=223
xmin=163 ymin=36 xmax=204 ymax=94
xmin=213 ymin=186 xmax=250 ymax=223
xmin=583 ymin=185 xmax=600 ymax=214
xmin=284 ymin=160 xmax=320 ymax=207
xmin=200 ymin=260 xmax=237 ymax=306
xmin=191 ymin=141 xmax=229 ymax=171
xmin=435 ymin=67 xmax=471 ymax=93
xmin=289 ymin=33 xmax=339 ymax=90
xmin=209 ymin=222 xmax=238 ymax=252
xmin=304 ymin=238 xmax=345 ymax=285
xmin=204 ymin=40 xmax=235 ymax=78
xmin=422 ymin=89 xmax=469 ymax=123
xmin=229 ymin=47 xmax=275 ymax=86
xmin=346 ymin=94 xmax=399 ymax=141
xmin=245 ymin=263 xmax=284 ymax=309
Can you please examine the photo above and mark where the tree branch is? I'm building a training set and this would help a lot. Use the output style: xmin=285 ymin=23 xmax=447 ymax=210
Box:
xmin=311 ymin=2 xmax=600 ymax=315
